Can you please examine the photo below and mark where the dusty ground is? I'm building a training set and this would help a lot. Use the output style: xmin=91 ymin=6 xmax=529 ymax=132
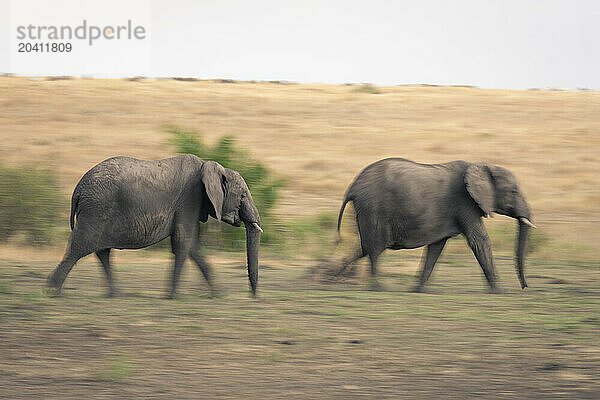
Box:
xmin=0 ymin=77 xmax=599 ymax=398
xmin=0 ymin=250 xmax=598 ymax=399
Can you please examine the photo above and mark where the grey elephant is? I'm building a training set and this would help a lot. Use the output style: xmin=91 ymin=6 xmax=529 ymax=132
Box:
xmin=336 ymin=158 xmax=536 ymax=292
xmin=47 ymin=154 xmax=262 ymax=298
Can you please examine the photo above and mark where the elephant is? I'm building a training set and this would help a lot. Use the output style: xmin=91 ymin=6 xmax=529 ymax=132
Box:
xmin=47 ymin=154 xmax=262 ymax=298
xmin=336 ymin=158 xmax=536 ymax=292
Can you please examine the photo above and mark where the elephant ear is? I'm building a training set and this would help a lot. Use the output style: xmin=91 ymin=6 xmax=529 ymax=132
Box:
xmin=465 ymin=163 xmax=495 ymax=217
xmin=201 ymin=161 xmax=225 ymax=221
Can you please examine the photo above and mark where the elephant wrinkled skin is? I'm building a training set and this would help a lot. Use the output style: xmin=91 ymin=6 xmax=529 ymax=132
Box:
xmin=47 ymin=155 xmax=262 ymax=298
xmin=337 ymin=158 xmax=535 ymax=292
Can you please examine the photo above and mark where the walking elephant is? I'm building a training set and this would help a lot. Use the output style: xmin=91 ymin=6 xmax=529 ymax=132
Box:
xmin=47 ymin=154 xmax=262 ymax=298
xmin=336 ymin=158 xmax=536 ymax=292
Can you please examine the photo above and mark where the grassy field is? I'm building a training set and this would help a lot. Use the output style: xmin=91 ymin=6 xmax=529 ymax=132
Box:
xmin=0 ymin=76 xmax=599 ymax=398
xmin=0 ymin=76 xmax=599 ymax=257
xmin=0 ymin=252 xmax=598 ymax=399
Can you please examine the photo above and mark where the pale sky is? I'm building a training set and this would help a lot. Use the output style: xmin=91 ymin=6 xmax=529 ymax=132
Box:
xmin=1 ymin=0 xmax=599 ymax=89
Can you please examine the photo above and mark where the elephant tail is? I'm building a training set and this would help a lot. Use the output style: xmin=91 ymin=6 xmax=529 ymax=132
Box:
xmin=69 ymin=190 xmax=80 ymax=230
xmin=336 ymin=195 xmax=352 ymax=243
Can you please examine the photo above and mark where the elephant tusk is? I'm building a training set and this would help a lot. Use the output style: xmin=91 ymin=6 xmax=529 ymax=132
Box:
xmin=251 ymin=222 xmax=263 ymax=233
xmin=519 ymin=217 xmax=536 ymax=229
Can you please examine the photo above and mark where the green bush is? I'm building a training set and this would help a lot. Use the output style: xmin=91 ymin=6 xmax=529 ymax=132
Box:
xmin=0 ymin=165 xmax=63 ymax=245
xmin=167 ymin=126 xmax=285 ymax=249
xmin=274 ymin=211 xmax=338 ymax=257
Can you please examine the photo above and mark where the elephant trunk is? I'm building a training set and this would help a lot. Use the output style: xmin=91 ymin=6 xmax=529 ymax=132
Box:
xmin=240 ymin=194 xmax=261 ymax=296
xmin=515 ymin=219 xmax=530 ymax=289
xmin=245 ymin=223 xmax=261 ymax=297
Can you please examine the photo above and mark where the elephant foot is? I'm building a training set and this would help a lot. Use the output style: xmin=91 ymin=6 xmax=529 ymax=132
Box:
xmin=411 ymin=285 xmax=425 ymax=293
xmin=107 ymin=289 xmax=122 ymax=298
xmin=367 ymin=277 xmax=385 ymax=291
xmin=46 ymin=275 xmax=64 ymax=297
xmin=164 ymin=292 xmax=177 ymax=300
xmin=329 ymin=265 xmax=357 ymax=279
xmin=488 ymin=286 xmax=503 ymax=294
xmin=45 ymin=286 xmax=63 ymax=297
xmin=208 ymin=287 xmax=224 ymax=298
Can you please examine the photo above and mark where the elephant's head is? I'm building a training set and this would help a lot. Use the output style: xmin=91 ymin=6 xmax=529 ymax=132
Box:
xmin=201 ymin=161 xmax=262 ymax=296
xmin=465 ymin=163 xmax=535 ymax=289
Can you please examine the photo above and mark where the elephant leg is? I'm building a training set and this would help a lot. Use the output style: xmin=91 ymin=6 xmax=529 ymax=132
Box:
xmin=168 ymin=251 xmax=187 ymax=299
xmin=47 ymin=229 xmax=95 ymax=295
xmin=464 ymin=223 xmax=498 ymax=292
xmin=414 ymin=238 xmax=448 ymax=292
xmin=167 ymin=224 xmax=192 ymax=299
xmin=367 ymin=250 xmax=385 ymax=291
xmin=335 ymin=248 xmax=366 ymax=277
xmin=95 ymin=248 xmax=118 ymax=297
xmin=47 ymin=253 xmax=82 ymax=294
xmin=189 ymin=246 xmax=218 ymax=296
xmin=369 ymin=252 xmax=380 ymax=276
xmin=354 ymin=211 xmax=386 ymax=287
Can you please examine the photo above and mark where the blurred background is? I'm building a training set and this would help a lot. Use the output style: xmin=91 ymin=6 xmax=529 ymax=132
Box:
xmin=1 ymin=1 xmax=599 ymax=399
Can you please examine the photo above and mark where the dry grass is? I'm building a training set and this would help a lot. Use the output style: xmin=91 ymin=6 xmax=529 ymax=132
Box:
xmin=0 ymin=254 xmax=598 ymax=399
xmin=1 ymin=76 xmax=599 ymax=398
xmin=0 ymin=76 xmax=598 ymax=258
